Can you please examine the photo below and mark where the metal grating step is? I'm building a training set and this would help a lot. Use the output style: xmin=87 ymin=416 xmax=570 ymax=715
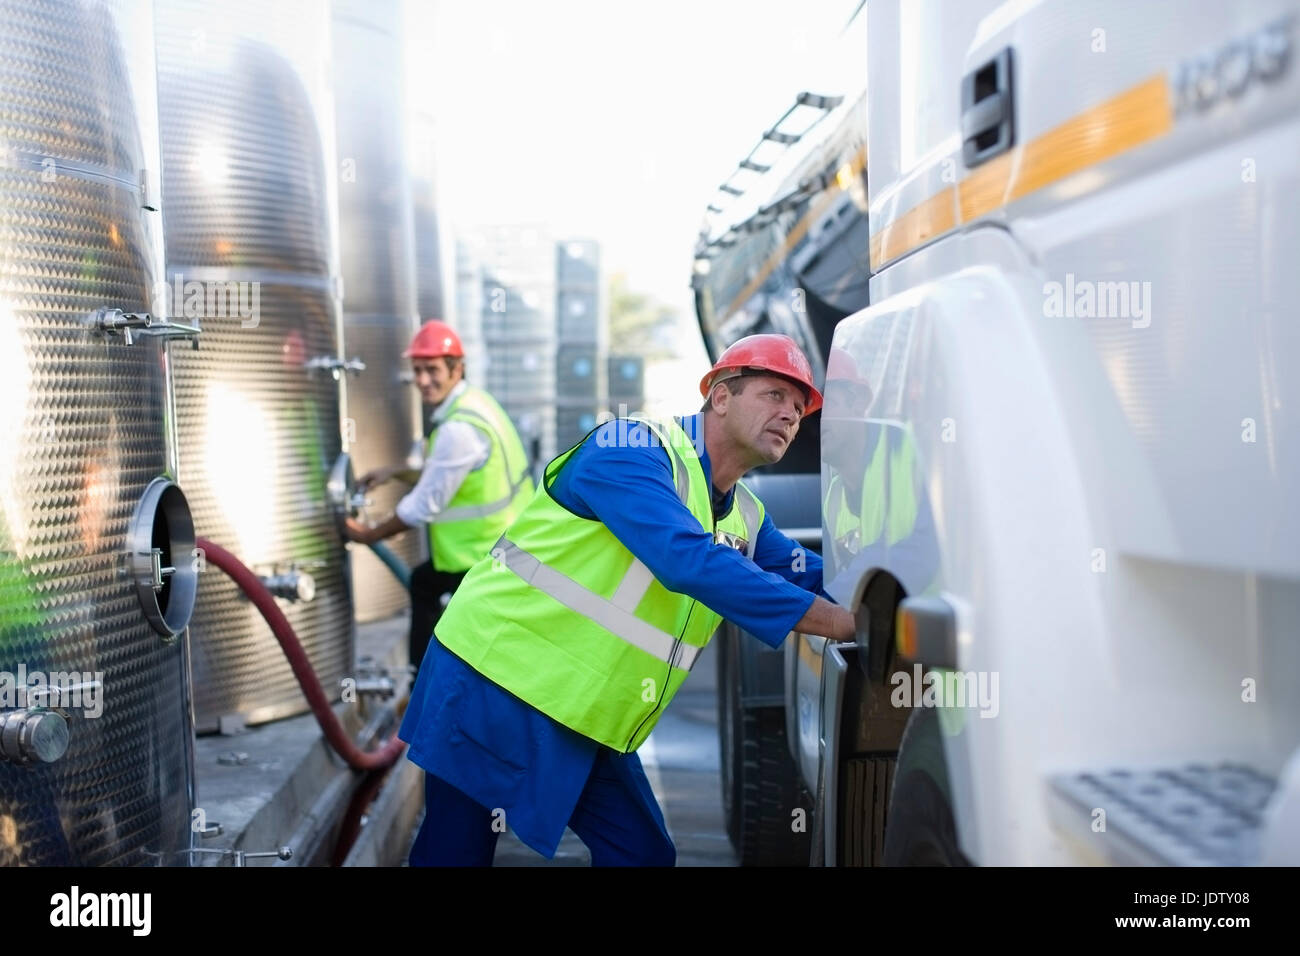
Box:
xmin=1050 ymin=763 xmax=1275 ymax=866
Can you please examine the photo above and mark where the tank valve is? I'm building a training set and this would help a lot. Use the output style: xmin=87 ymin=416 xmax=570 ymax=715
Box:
xmin=326 ymin=453 xmax=370 ymax=524
xmin=259 ymin=569 xmax=317 ymax=603
xmin=0 ymin=709 xmax=70 ymax=766
xmin=354 ymin=656 xmax=395 ymax=701
xmin=305 ymin=356 xmax=366 ymax=380
xmin=189 ymin=845 xmax=294 ymax=867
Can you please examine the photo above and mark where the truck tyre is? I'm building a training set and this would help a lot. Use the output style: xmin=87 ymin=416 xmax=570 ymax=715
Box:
xmin=882 ymin=706 xmax=971 ymax=866
xmin=717 ymin=624 xmax=812 ymax=866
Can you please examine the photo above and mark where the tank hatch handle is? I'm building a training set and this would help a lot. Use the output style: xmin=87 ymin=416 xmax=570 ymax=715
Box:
xmin=305 ymin=356 xmax=366 ymax=380
xmin=92 ymin=308 xmax=201 ymax=349
xmin=961 ymin=47 xmax=1015 ymax=167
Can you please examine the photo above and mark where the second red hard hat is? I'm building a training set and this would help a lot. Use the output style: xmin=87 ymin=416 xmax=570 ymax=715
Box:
xmin=404 ymin=320 xmax=464 ymax=359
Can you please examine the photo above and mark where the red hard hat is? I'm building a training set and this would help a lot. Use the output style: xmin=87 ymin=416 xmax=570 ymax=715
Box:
xmin=700 ymin=333 xmax=823 ymax=416
xmin=404 ymin=320 xmax=464 ymax=359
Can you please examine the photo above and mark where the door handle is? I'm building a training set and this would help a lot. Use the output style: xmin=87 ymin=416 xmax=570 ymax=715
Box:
xmin=962 ymin=47 xmax=1015 ymax=166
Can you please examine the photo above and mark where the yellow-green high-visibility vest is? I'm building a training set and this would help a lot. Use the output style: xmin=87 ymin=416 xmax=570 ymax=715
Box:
xmin=427 ymin=385 xmax=535 ymax=573
xmin=435 ymin=415 xmax=765 ymax=752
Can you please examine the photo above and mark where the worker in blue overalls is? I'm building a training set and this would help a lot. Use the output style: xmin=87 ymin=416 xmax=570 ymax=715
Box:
xmin=398 ymin=334 xmax=857 ymax=865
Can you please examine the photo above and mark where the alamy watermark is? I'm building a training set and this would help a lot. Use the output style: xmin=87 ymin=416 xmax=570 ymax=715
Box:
xmin=0 ymin=664 xmax=103 ymax=718
xmin=1043 ymin=273 xmax=1152 ymax=328
xmin=149 ymin=272 xmax=261 ymax=328
xmin=49 ymin=886 xmax=150 ymax=936
xmin=593 ymin=404 xmax=706 ymax=456
xmin=890 ymin=663 xmax=999 ymax=718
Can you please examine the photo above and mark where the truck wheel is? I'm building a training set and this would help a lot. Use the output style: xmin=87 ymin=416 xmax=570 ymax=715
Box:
xmin=811 ymin=743 xmax=895 ymax=866
xmin=882 ymin=706 xmax=970 ymax=866
xmin=717 ymin=625 xmax=812 ymax=866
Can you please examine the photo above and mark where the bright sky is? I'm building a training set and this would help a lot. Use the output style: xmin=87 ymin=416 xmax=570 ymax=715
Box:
xmin=405 ymin=0 xmax=863 ymax=403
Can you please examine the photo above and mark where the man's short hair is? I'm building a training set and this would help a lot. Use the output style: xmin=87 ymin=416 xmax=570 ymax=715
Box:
xmin=700 ymin=375 xmax=749 ymax=413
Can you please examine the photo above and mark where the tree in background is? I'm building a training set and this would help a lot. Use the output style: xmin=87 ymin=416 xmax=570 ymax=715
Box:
xmin=607 ymin=272 xmax=679 ymax=359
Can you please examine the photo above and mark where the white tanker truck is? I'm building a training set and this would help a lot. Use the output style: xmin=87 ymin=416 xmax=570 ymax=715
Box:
xmin=696 ymin=0 xmax=1300 ymax=866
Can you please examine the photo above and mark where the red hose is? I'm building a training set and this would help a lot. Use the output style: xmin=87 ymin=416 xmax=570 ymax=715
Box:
xmin=196 ymin=537 xmax=406 ymax=771
xmin=331 ymin=766 xmax=391 ymax=866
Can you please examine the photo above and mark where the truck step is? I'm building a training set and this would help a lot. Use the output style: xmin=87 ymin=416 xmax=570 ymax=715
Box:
xmin=1049 ymin=763 xmax=1274 ymax=866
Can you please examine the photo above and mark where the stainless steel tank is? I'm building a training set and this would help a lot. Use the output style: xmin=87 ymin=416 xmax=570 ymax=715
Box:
xmin=411 ymin=173 xmax=445 ymax=321
xmin=155 ymin=0 xmax=355 ymax=731
xmin=333 ymin=0 xmax=423 ymax=623
xmin=0 ymin=0 xmax=198 ymax=864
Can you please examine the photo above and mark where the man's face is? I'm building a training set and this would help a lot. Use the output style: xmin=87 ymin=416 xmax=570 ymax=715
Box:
xmin=412 ymin=357 xmax=460 ymax=405
xmin=715 ymin=373 xmax=805 ymax=466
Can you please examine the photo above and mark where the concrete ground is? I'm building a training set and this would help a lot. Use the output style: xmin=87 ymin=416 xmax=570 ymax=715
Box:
xmin=192 ymin=616 xmax=411 ymax=866
xmin=190 ymin=608 xmax=738 ymax=867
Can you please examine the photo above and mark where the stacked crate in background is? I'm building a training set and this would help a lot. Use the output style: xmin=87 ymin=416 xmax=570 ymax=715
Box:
xmin=607 ymin=354 xmax=646 ymax=417
xmin=452 ymin=241 xmax=487 ymax=394
xmin=555 ymin=239 xmax=608 ymax=452
xmin=464 ymin=226 xmax=558 ymax=473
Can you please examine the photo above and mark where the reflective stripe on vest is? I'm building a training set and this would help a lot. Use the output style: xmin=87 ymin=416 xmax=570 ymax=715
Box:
xmin=428 ymin=386 xmax=534 ymax=572
xmin=435 ymin=407 xmax=531 ymax=522
xmin=493 ymin=537 xmax=703 ymax=672
xmin=435 ymin=413 xmax=767 ymax=751
xmin=493 ymin=414 xmax=760 ymax=673
xmin=733 ymin=483 xmax=760 ymax=559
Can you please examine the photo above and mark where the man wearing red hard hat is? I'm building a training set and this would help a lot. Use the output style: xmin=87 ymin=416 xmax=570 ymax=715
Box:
xmin=345 ymin=319 xmax=534 ymax=673
xmin=398 ymin=331 xmax=855 ymax=866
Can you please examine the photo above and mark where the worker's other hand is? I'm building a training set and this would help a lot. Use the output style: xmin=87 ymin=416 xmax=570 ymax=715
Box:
xmin=356 ymin=466 xmax=394 ymax=491
xmin=343 ymin=517 xmax=374 ymax=545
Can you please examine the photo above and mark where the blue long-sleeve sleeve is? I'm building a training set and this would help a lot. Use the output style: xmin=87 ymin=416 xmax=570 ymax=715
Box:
xmin=750 ymin=512 xmax=833 ymax=601
xmin=549 ymin=414 xmax=820 ymax=647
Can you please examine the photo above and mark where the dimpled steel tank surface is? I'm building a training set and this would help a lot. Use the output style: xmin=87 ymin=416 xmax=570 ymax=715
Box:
xmin=0 ymin=0 xmax=196 ymax=865
xmin=156 ymin=0 xmax=355 ymax=731
xmin=333 ymin=0 xmax=425 ymax=624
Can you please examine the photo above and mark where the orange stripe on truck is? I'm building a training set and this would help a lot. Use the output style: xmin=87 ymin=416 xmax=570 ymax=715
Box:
xmin=872 ymin=73 xmax=1174 ymax=270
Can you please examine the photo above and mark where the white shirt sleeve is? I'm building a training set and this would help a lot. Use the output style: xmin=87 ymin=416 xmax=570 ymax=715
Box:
xmin=395 ymin=420 xmax=491 ymax=526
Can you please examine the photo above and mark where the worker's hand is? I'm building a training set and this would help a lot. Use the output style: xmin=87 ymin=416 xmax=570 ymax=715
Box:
xmin=356 ymin=466 xmax=394 ymax=492
xmin=829 ymin=606 xmax=857 ymax=642
xmin=343 ymin=517 xmax=374 ymax=545
xmin=795 ymin=597 xmax=858 ymax=642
